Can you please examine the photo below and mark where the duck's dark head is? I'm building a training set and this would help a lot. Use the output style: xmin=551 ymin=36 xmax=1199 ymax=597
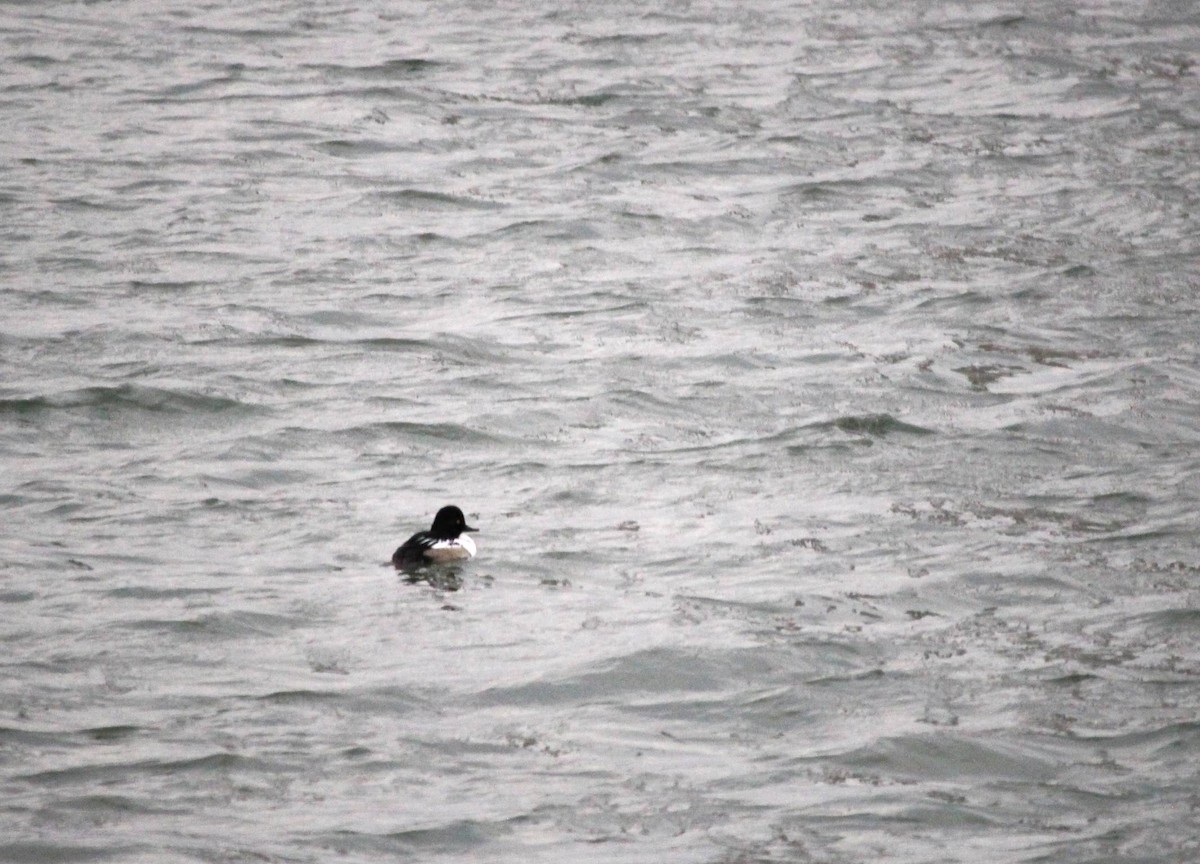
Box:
xmin=430 ymin=505 xmax=478 ymax=539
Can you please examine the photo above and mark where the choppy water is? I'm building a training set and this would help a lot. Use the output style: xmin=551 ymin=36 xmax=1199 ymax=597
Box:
xmin=3 ymin=1 xmax=1199 ymax=861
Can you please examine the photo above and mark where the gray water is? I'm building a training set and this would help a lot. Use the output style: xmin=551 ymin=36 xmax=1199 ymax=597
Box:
xmin=2 ymin=1 xmax=1199 ymax=861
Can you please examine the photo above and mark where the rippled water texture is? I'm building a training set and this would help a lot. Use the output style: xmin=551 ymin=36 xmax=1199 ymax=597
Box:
xmin=2 ymin=1 xmax=1199 ymax=861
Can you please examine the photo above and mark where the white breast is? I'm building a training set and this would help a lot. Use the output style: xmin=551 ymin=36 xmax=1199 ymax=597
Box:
xmin=425 ymin=534 xmax=476 ymax=561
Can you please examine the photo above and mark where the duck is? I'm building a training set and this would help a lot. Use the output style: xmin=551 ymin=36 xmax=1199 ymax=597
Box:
xmin=392 ymin=505 xmax=478 ymax=569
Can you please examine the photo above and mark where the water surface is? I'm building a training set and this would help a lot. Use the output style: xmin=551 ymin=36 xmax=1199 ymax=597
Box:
xmin=2 ymin=1 xmax=1198 ymax=861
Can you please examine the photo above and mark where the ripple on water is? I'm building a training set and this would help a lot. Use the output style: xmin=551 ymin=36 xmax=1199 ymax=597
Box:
xmin=0 ymin=385 xmax=257 ymax=418
xmin=16 ymin=751 xmax=279 ymax=789
xmin=119 ymin=610 xmax=304 ymax=640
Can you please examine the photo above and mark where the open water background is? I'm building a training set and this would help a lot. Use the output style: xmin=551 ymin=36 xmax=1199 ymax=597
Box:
xmin=2 ymin=1 xmax=1199 ymax=861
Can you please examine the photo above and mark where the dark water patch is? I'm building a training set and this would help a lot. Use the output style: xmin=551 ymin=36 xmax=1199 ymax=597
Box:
xmin=339 ymin=420 xmax=516 ymax=448
xmin=676 ymin=599 xmax=890 ymax=670
xmin=13 ymin=54 xmax=60 ymax=67
xmin=38 ymin=547 xmax=161 ymax=570
xmin=539 ymin=89 xmax=627 ymax=108
xmin=604 ymin=387 xmax=686 ymax=414
xmin=742 ymin=294 xmax=819 ymax=316
xmin=804 ymin=667 xmax=891 ymax=687
xmin=1044 ymin=672 xmax=1101 ymax=686
xmin=51 ymin=793 xmax=172 ymax=815
xmin=661 ymin=407 xmax=888 ymax=457
xmin=420 ymin=332 xmax=530 ymax=366
xmin=193 ymin=466 xmax=313 ymax=492
xmin=835 ymin=732 xmax=1061 ymax=784
xmin=271 ymin=377 xmax=329 ymax=393
xmin=80 ymin=725 xmax=140 ymax=743
xmin=18 ymin=752 xmax=276 ymax=787
xmin=306 ymin=58 xmax=442 ymax=79
xmin=478 ymin=460 xmax=553 ymax=479
xmin=99 ymin=359 xmax=160 ymax=379
xmin=567 ymin=150 xmax=626 ymax=173
xmin=336 ymin=685 xmax=433 ymax=715
xmin=1088 ymin=491 xmax=1152 ymax=508
xmin=497 ymin=300 xmax=648 ymax=322
xmin=0 ymin=590 xmax=36 ymax=603
xmin=307 ymin=84 xmax=429 ymax=104
xmin=1067 ymin=720 xmax=1200 ymax=755
xmin=0 ymin=842 xmax=133 ymax=863
xmin=1130 ymin=607 xmax=1200 ymax=633
xmin=0 ymin=489 xmax=36 ymax=510
xmin=621 ymin=679 xmax=832 ymax=731
xmin=780 ymin=178 xmax=876 ymax=205
xmin=353 ymin=336 xmax=435 ymax=353
xmin=314 ymin=819 xmax=503 ymax=857
xmin=957 ymin=570 xmax=1101 ymax=607
xmin=811 ymin=414 xmax=937 ymax=438
xmin=955 ymin=363 xmax=1024 ymax=390
xmin=675 ymin=594 xmax=798 ymax=619
xmin=409 ymin=735 xmax=531 ymax=759
xmin=691 ymin=350 xmax=781 ymax=372
xmin=408 ymin=230 xmax=454 ymax=245
xmin=256 ymin=689 xmax=345 ymax=705
xmin=3 ymin=656 xmax=85 ymax=676
xmin=973 ymin=339 xmax=1108 ymax=369
xmin=0 ymin=726 xmax=76 ymax=748
xmin=1086 ymin=526 xmax=1189 ymax=547
xmin=964 ymin=502 xmax=1127 ymax=536
xmin=50 ymin=196 xmax=141 ymax=214
xmin=179 ymin=24 xmax=295 ymax=40
xmin=232 ymin=119 xmax=324 ymax=144
xmin=235 ymin=677 xmax=427 ymax=718
xmin=114 ymin=177 xmax=192 ymax=194
xmin=292 ymin=308 xmax=385 ymax=328
xmin=477 ymin=646 xmax=785 ymax=707
xmin=316 ymin=138 xmax=420 ymax=158
xmin=102 ymin=585 xmax=222 ymax=601
xmin=152 ymin=75 xmax=245 ymax=99
xmin=487 ymin=217 xmax=607 ymax=242
xmin=126 ymin=278 xmax=205 ymax=294
xmin=656 ymin=427 xmax=863 ymax=458
xmin=401 ymin=569 xmax=466 ymax=593
xmin=0 ymin=385 xmax=259 ymax=419
xmin=195 ymin=333 xmax=322 ymax=349
xmin=372 ymin=188 xmax=503 ymax=211
xmin=120 ymin=610 xmax=302 ymax=640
